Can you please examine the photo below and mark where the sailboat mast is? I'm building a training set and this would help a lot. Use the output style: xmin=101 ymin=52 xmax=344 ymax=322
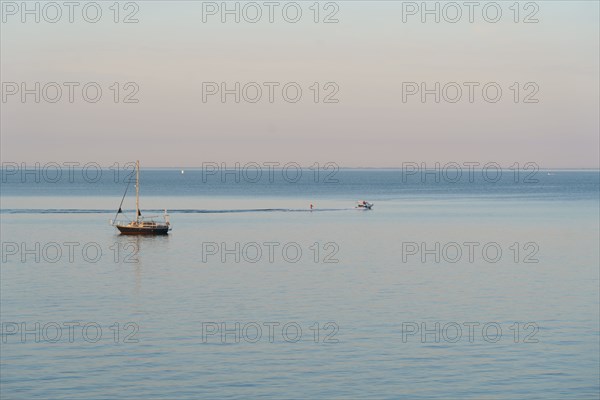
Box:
xmin=135 ymin=160 xmax=140 ymax=223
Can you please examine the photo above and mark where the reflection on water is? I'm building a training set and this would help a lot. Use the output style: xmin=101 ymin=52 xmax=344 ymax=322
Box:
xmin=113 ymin=233 xmax=172 ymax=297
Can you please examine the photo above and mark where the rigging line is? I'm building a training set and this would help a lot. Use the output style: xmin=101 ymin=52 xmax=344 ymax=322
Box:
xmin=112 ymin=178 xmax=132 ymax=225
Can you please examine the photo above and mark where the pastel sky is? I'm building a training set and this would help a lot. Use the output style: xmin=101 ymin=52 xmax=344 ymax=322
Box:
xmin=1 ymin=1 xmax=598 ymax=167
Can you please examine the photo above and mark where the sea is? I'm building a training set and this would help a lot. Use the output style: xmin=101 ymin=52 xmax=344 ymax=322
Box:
xmin=1 ymin=167 xmax=599 ymax=399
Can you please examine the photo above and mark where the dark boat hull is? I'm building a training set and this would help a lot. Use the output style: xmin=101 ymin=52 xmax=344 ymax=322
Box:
xmin=116 ymin=225 xmax=169 ymax=235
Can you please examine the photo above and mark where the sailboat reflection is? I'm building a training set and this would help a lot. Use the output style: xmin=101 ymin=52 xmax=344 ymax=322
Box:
xmin=113 ymin=234 xmax=170 ymax=295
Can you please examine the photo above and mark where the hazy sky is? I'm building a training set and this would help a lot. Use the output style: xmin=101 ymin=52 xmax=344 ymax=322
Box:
xmin=1 ymin=1 xmax=598 ymax=167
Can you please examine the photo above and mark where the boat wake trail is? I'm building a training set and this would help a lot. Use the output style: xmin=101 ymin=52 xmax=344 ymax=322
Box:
xmin=1 ymin=208 xmax=351 ymax=215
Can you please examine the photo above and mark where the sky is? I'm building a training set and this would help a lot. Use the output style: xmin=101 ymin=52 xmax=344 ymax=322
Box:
xmin=1 ymin=1 xmax=599 ymax=168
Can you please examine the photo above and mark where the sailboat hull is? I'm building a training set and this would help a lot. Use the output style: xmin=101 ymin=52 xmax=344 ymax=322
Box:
xmin=116 ymin=224 xmax=169 ymax=235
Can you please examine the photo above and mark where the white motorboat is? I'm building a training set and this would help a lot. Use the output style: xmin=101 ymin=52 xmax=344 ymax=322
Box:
xmin=356 ymin=200 xmax=374 ymax=210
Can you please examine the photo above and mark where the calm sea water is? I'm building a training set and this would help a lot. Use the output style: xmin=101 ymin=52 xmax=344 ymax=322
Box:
xmin=1 ymin=169 xmax=599 ymax=399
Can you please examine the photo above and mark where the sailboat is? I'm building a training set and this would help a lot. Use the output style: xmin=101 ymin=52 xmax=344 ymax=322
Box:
xmin=111 ymin=160 xmax=171 ymax=235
